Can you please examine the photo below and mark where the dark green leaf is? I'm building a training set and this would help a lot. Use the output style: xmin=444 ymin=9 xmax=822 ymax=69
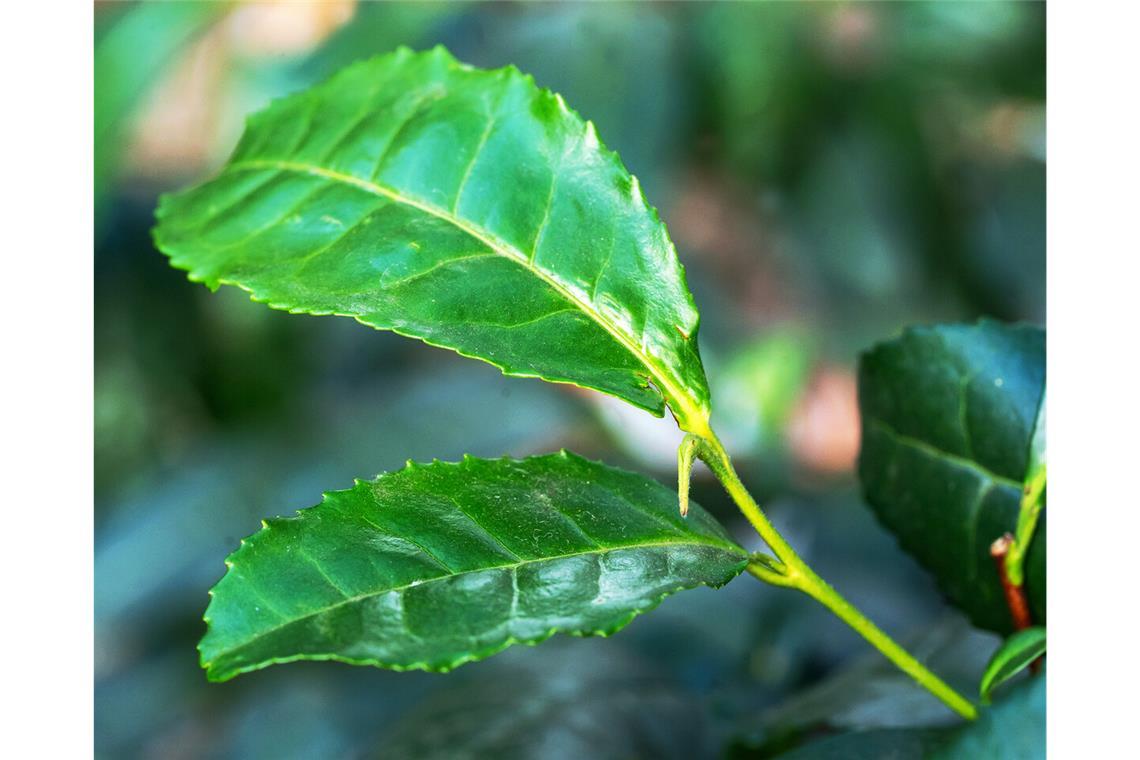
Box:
xmin=932 ymin=675 xmax=1045 ymax=759
xmin=769 ymin=676 xmax=1045 ymax=760
xmin=979 ymin=627 xmax=1045 ymax=703
xmin=753 ymin=619 xmax=993 ymax=738
xmin=154 ymin=46 xmax=712 ymax=433
xmin=200 ymin=451 xmax=747 ymax=681
xmin=382 ymin=640 xmax=706 ymax=759
xmin=857 ymin=320 xmax=1045 ymax=632
xmin=1026 ymin=389 xmax=1046 ymax=477
xmin=771 ymin=728 xmax=952 ymax=760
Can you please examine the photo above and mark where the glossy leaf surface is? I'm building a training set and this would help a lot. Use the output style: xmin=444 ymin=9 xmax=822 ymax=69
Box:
xmin=154 ymin=46 xmax=711 ymax=432
xmin=200 ymin=452 xmax=747 ymax=681
xmin=858 ymin=320 xmax=1045 ymax=632
xmin=979 ymin=627 xmax=1045 ymax=703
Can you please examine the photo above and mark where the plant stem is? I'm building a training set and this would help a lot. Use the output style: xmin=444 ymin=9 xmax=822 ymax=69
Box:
xmin=990 ymin=534 xmax=1033 ymax=632
xmin=693 ymin=428 xmax=979 ymax=721
xmin=1007 ymin=463 xmax=1046 ymax=587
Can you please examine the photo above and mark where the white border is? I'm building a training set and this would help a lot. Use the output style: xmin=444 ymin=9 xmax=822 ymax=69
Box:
xmin=3 ymin=1 xmax=93 ymax=755
xmin=2 ymin=1 xmax=1135 ymax=755
xmin=1049 ymin=0 xmax=1140 ymax=755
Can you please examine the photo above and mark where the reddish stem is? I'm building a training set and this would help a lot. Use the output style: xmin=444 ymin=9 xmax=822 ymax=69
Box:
xmin=990 ymin=533 xmax=1041 ymax=673
xmin=990 ymin=533 xmax=1032 ymax=630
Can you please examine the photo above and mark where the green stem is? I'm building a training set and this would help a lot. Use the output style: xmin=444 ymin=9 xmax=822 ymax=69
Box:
xmin=1007 ymin=463 xmax=1046 ymax=587
xmin=692 ymin=429 xmax=978 ymax=721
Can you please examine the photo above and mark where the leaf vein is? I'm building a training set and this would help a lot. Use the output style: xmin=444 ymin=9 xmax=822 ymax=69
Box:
xmin=222 ymin=158 xmax=701 ymax=427
xmin=355 ymin=513 xmax=455 ymax=573
xmin=294 ymin=547 xmax=352 ymax=598
xmin=210 ymin=539 xmax=739 ymax=663
xmin=869 ymin=418 xmax=1021 ymax=489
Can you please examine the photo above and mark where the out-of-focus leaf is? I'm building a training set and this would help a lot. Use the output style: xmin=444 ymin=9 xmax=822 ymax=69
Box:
xmin=749 ymin=619 xmax=994 ymax=740
xmin=857 ymin=320 xmax=1045 ymax=632
xmin=793 ymin=132 xmax=925 ymax=312
xmin=771 ymin=728 xmax=951 ymax=760
xmin=717 ymin=333 xmax=813 ymax=453
xmin=979 ymin=627 xmax=1044 ymax=703
xmin=201 ymin=452 xmax=747 ymax=681
xmin=769 ymin=675 xmax=1044 ymax=760
xmin=154 ymin=47 xmax=712 ymax=432
xmin=932 ymin=675 xmax=1045 ymax=759
xmin=895 ymin=1 xmax=1039 ymax=76
xmin=963 ymin=161 xmax=1047 ymax=320
xmin=95 ymin=0 xmax=229 ymax=226
xmin=693 ymin=2 xmax=821 ymax=181
xmin=381 ymin=639 xmax=707 ymax=759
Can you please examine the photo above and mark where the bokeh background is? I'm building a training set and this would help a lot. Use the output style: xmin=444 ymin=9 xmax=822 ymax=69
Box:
xmin=95 ymin=2 xmax=1045 ymax=757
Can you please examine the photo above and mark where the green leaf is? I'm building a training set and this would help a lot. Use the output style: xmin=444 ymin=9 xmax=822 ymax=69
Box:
xmin=752 ymin=619 xmax=992 ymax=740
xmin=200 ymin=451 xmax=747 ymax=681
xmin=932 ymin=675 xmax=1045 ymax=759
xmin=382 ymin=642 xmax=706 ymax=758
xmin=154 ymin=46 xmax=712 ymax=434
xmin=979 ymin=627 xmax=1045 ymax=703
xmin=857 ymin=320 xmax=1045 ymax=633
xmin=771 ymin=728 xmax=953 ymax=759
xmin=770 ymin=676 xmax=1045 ymax=760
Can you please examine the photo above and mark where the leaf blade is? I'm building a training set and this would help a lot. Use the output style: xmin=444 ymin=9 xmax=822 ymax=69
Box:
xmin=979 ymin=627 xmax=1045 ymax=703
xmin=857 ymin=319 xmax=1046 ymax=632
xmin=200 ymin=452 xmax=747 ymax=681
xmin=154 ymin=46 xmax=711 ymax=432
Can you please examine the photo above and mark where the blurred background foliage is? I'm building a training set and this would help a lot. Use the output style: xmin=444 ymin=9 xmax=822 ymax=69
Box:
xmin=95 ymin=2 xmax=1044 ymax=757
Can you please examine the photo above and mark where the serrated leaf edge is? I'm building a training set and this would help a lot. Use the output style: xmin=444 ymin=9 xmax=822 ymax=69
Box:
xmin=857 ymin=318 xmax=1046 ymax=631
xmin=155 ymin=45 xmax=711 ymax=434
xmin=199 ymin=449 xmax=748 ymax=681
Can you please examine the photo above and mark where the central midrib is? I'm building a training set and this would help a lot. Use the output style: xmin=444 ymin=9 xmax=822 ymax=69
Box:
xmin=204 ymin=536 xmax=745 ymax=663
xmin=226 ymin=158 xmax=705 ymax=430
xmin=869 ymin=417 xmax=1023 ymax=490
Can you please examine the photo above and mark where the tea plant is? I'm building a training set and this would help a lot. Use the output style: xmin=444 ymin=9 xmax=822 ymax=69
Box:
xmin=154 ymin=47 xmax=1045 ymax=725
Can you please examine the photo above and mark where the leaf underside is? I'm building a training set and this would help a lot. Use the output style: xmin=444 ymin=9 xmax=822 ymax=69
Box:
xmin=200 ymin=452 xmax=747 ymax=681
xmin=154 ymin=46 xmax=711 ymax=432
xmin=857 ymin=319 xmax=1045 ymax=633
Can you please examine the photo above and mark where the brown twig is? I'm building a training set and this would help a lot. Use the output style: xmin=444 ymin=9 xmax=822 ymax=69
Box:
xmin=990 ymin=533 xmax=1032 ymax=630
xmin=990 ymin=533 xmax=1041 ymax=673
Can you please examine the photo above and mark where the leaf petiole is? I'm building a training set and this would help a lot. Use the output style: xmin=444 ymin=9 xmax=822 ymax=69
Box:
xmin=1006 ymin=463 xmax=1046 ymax=587
xmin=1006 ymin=389 xmax=1046 ymax=587
xmin=746 ymin=554 xmax=797 ymax=589
xmin=693 ymin=428 xmax=980 ymax=721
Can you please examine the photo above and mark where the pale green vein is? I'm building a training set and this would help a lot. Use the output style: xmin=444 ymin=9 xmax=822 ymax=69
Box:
xmin=869 ymin=417 xmax=1022 ymax=490
xmin=207 ymin=539 xmax=741 ymax=664
xmin=220 ymin=158 xmax=707 ymax=432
